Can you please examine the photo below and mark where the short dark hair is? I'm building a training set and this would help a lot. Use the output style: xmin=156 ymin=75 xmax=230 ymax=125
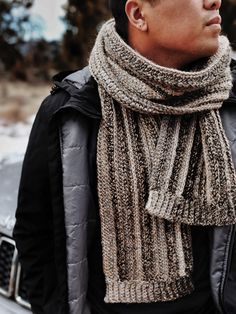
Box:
xmin=109 ymin=0 xmax=129 ymax=41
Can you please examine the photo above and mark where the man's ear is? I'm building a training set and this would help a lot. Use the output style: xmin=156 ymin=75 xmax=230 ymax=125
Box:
xmin=125 ymin=0 xmax=148 ymax=32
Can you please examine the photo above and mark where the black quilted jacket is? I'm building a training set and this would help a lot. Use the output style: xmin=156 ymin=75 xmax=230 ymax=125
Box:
xmin=13 ymin=60 xmax=236 ymax=314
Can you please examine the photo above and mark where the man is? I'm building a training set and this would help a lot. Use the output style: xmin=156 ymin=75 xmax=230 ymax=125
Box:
xmin=13 ymin=0 xmax=236 ymax=313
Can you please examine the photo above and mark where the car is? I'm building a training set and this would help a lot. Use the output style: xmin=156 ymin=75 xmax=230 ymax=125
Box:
xmin=0 ymin=159 xmax=31 ymax=314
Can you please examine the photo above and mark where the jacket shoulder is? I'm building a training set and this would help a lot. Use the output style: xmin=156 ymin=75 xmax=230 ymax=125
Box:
xmin=38 ymin=66 xmax=94 ymax=122
xmin=62 ymin=66 xmax=91 ymax=89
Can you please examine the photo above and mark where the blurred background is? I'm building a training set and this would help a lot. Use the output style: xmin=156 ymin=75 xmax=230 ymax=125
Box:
xmin=0 ymin=1 xmax=235 ymax=313
xmin=0 ymin=0 xmax=110 ymax=162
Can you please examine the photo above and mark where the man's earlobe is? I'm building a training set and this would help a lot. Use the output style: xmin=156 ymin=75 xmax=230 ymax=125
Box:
xmin=137 ymin=20 xmax=148 ymax=31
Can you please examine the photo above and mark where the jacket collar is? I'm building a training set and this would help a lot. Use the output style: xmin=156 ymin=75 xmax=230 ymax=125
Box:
xmin=53 ymin=67 xmax=101 ymax=119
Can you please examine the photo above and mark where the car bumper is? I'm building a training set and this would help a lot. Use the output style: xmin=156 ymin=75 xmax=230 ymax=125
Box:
xmin=0 ymin=295 xmax=31 ymax=314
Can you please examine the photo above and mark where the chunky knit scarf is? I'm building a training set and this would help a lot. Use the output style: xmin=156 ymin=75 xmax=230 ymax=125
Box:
xmin=89 ymin=19 xmax=235 ymax=303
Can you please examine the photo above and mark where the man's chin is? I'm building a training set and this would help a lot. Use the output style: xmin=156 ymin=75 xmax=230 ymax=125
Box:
xmin=203 ymin=37 xmax=220 ymax=57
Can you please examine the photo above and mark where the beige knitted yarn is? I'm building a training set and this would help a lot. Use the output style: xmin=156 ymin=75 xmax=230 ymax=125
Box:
xmin=89 ymin=19 xmax=234 ymax=303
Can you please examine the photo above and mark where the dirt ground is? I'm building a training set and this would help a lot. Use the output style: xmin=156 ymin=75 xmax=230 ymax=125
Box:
xmin=0 ymin=80 xmax=51 ymax=123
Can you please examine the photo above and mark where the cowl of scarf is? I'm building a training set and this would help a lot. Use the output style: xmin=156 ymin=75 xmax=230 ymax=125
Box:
xmin=89 ymin=19 xmax=234 ymax=303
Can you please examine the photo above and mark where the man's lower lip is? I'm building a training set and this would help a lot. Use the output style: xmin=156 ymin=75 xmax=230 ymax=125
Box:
xmin=207 ymin=24 xmax=221 ymax=30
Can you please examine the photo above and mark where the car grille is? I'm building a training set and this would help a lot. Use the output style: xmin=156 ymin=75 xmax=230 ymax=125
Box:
xmin=15 ymin=264 xmax=31 ymax=309
xmin=0 ymin=234 xmax=31 ymax=310
xmin=0 ymin=236 xmax=17 ymax=297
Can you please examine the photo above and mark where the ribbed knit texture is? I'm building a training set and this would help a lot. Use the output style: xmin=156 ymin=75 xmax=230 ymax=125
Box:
xmin=89 ymin=19 xmax=234 ymax=303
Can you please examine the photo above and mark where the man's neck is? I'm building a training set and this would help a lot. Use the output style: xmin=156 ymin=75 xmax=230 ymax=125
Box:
xmin=128 ymin=33 xmax=199 ymax=70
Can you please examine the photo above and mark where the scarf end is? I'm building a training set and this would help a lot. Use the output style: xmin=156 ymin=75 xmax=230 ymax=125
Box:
xmin=104 ymin=276 xmax=194 ymax=303
xmin=146 ymin=190 xmax=236 ymax=226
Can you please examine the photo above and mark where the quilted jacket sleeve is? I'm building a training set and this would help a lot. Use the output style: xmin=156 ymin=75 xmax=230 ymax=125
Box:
xmin=13 ymin=96 xmax=60 ymax=314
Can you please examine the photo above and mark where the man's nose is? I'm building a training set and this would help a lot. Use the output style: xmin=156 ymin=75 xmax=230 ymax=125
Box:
xmin=204 ymin=0 xmax=221 ymax=10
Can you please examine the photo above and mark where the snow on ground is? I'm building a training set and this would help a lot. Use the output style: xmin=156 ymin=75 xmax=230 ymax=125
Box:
xmin=0 ymin=116 xmax=35 ymax=235
xmin=0 ymin=115 xmax=34 ymax=167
